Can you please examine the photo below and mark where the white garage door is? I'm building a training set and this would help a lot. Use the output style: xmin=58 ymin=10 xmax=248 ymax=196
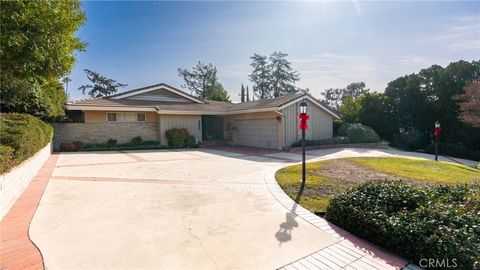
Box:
xmin=234 ymin=119 xmax=278 ymax=149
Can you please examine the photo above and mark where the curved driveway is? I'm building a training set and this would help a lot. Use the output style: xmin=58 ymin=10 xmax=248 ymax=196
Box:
xmin=30 ymin=147 xmax=472 ymax=269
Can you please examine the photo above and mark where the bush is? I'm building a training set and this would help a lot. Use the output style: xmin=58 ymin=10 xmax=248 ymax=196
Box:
xmin=425 ymin=143 xmax=480 ymax=161
xmin=0 ymin=113 xmax=53 ymax=174
xmin=392 ymin=128 xmax=429 ymax=150
xmin=337 ymin=123 xmax=380 ymax=143
xmin=131 ymin=136 xmax=143 ymax=145
xmin=185 ymin=135 xmax=197 ymax=148
xmin=106 ymin=139 xmax=117 ymax=147
xmin=326 ymin=181 xmax=480 ymax=270
xmin=291 ymin=136 xmax=351 ymax=147
xmin=0 ymin=145 xmax=15 ymax=174
xmin=165 ymin=128 xmax=192 ymax=148
xmin=59 ymin=141 xmax=83 ymax=152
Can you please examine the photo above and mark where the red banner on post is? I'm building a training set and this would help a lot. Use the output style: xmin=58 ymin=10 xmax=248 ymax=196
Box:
xmin=298 ymin=113 xmax=310 ymax=131
xmin=434 ymin=127 xmax=442 ymax=137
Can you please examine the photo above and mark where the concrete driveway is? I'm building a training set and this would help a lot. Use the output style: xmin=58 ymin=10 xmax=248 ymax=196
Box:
xmin=30 ymin=148 xmax=337 ymax=269
xmin=29 ymin=147 xmax=467 ymax=269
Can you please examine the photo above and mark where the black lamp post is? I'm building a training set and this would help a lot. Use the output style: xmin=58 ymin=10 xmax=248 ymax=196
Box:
xmin=434 ymin=121 xmax=440 ymax=161
xmin=299 ymin=99 xmax=308 ymax=183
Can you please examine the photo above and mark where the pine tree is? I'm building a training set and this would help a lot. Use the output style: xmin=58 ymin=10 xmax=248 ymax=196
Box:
xmin=269 ymin=52 xmax=300 ymax=97
xmin=249 ymin=54 xmax=271 ymax=99
xmin=240 ymin=84 xmax=245 ymax=102
xmin=246 ymin=85 xmax=250 ymax=102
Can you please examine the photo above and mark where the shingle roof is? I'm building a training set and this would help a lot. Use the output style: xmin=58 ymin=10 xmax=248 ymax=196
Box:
xmin=66 ymin=84 xmax=338 ymax=118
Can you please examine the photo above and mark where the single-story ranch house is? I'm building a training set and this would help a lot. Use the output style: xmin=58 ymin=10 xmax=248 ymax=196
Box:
xmin=57 ymin=83 xmax=339 ymax=149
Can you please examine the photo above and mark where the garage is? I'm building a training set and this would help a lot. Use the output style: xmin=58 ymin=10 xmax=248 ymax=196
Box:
xmin=234 ymin=119 xmax=279 ymax=149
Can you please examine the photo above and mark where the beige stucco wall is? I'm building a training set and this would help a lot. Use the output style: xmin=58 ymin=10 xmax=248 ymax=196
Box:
xmin=158 ymin=114 xmax=202 ymax=145
xmin=84 ymin=111 xmax=157 ymax=123
xmin=223 ymin=111 xmax=281 ymax=149
xmin=282 ymin=100 xmax=334 ymax=147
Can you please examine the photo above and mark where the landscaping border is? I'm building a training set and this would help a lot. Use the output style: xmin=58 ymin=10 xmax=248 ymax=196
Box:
xmin=0 ymin=142 xmax=52 ymax=221
xmin=288 ymin=143 xmax=390 ymax=152
xmin=263 ymin=165 xmax=411 ymax=270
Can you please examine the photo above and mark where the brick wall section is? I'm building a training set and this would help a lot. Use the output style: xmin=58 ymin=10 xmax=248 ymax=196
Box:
xmin=53 ymin=122 xmax=158 ymax=149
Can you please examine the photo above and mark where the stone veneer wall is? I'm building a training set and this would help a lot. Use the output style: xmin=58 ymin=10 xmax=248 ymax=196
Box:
xmin=53 ymin=122 xmax=158 ymax=149
xmin=0 ymin=143 xmax=51 ymax=221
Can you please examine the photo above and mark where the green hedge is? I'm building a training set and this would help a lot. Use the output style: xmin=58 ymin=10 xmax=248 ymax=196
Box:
xmin=425 ymin=143 xmax=480 ymax=161
xmin=291 ymin=136 xmax=351 ymax=147
xmin=325 ymin=181 xmax=480 ymax=270
xmin=0 ymin=113 xmax=53 ymax=174
xmin=391 ymin=128 xmax=429 ymax=150
xmin=337 ymin=123 xmax=380 ymax=143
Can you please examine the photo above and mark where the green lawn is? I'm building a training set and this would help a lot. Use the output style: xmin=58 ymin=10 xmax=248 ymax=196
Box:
xmin=347 ymin=157 xmax=480 ymax=184
xmin=275 ymin=157 xmax=480 ymax=213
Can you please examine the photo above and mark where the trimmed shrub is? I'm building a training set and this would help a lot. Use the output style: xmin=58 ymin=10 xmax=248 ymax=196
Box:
xmin=106 ymin=139 xmax=117 ymax=147
xmin=0 ymin=145 xmax=15 ymax=174
xmin=392 ymin=128 xmax=429 ymax=150
xmin=0 ymin=113 xmax=53 ymax=174
xmin=185 ymin=135 xmax=197 ymax=148
xmin=165 ymin=128 xmax=191 ymax=148
xmin=326 ymin=181 xmax=480 ymax=270
xmin=337 ymin=123 xmax=380 ymax=143
xmin=131 ymin=136 xmax=143 ymax=145
xmin=291 ymin=136 xmax=351 ymax=147
xmin=59 ymin=141 xmax=83 ymax=152
xmin=425 ymin=143 xmax=480 ymax=161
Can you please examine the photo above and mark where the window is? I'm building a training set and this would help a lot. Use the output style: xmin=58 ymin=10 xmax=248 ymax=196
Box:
xmin=107 ymin=112 xmax=146 ymax=122
xmin=107 ymin=113 xmax=117 ymax=122
xmin=137 ymin=113 xmax=146 ymax=122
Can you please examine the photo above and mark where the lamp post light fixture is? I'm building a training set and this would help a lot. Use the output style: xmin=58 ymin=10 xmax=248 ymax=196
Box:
xmin=299 ymin=99 xmax=308 ymax=183
xmin=434 ymin=121 xmax=441 ymax=161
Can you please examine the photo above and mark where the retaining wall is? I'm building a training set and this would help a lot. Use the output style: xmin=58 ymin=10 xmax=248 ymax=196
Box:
xmin=0 ymin=143 xmax=52 ymax=221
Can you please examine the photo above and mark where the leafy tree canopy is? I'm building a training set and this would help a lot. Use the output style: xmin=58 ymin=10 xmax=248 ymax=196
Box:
xmin=320 ymin=82 xmax=369 ymax=111
xmin=249 ymin=52 xmax=300 ymax=99
xmin=78 ymin=69 xmax=127 ymax=98
xmin=208 ymin=83 xmax=231 ymax=102
xmin=455 ymin=80 xmax=480 ymax=128
xmin=0 ymin=0 xmax=86 ymax=118
xmin=178 ymin=61 xmax=219 ymax=100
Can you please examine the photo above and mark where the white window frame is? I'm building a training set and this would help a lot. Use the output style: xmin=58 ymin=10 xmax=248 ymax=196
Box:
xmin=106 ymin=112 xmax=147 ymax=122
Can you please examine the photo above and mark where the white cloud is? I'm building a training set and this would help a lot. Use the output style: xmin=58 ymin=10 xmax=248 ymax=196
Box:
xmin=428 ymin=15 xmax=480 ymax=52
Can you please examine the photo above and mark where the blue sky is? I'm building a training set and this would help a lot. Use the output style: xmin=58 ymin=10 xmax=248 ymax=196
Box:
xmin=69 ymin=1 xmax=480 ymax=102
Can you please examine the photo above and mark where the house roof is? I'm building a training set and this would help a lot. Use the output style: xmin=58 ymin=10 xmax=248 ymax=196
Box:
xmin=67 ymin=84 xmax=339 ymax=118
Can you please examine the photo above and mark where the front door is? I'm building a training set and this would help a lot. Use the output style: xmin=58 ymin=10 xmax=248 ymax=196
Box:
xmin=202 ymin=116 xmax=224 ymax=141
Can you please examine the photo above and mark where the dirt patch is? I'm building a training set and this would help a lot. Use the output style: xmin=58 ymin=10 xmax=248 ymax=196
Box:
xmin=315 ymin=159 xmax=404 ymax=183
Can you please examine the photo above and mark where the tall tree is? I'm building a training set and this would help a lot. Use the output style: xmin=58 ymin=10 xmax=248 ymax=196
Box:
xmin=320 ymin=88 xmax=345 ymax=111
xmin=269 ymin=51 xmax=300 ymax=97
xmin=345 ymin=82 xmax=369 ymax=98
xmin=455 ymin=80 xmax=480 ymax=128
xmin=240 ymin=84 xmax=245 ymax=102
xmin=209 ymin=83 xmax=231 ymax=102
xmin=246 ymin=85 xmax=250 ymax=101
xmin=339 ymin=95 xmax=361 ymax=123
xmin=249 ymin=54 xmax=271 ymax=99
xmin=78 ymin=69 xmax=127 ymax=98
xmin=0 ymin=0 xmax=86 ymax=117
xmin=384 ymin=60 xmax=480 ymax=150
xmin=178 ymin=61 xmax=218 ymax=100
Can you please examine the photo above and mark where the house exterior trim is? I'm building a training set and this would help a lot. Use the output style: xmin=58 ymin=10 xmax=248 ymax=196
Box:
xmin=110 ymin=85 xmax=204 ymax=103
